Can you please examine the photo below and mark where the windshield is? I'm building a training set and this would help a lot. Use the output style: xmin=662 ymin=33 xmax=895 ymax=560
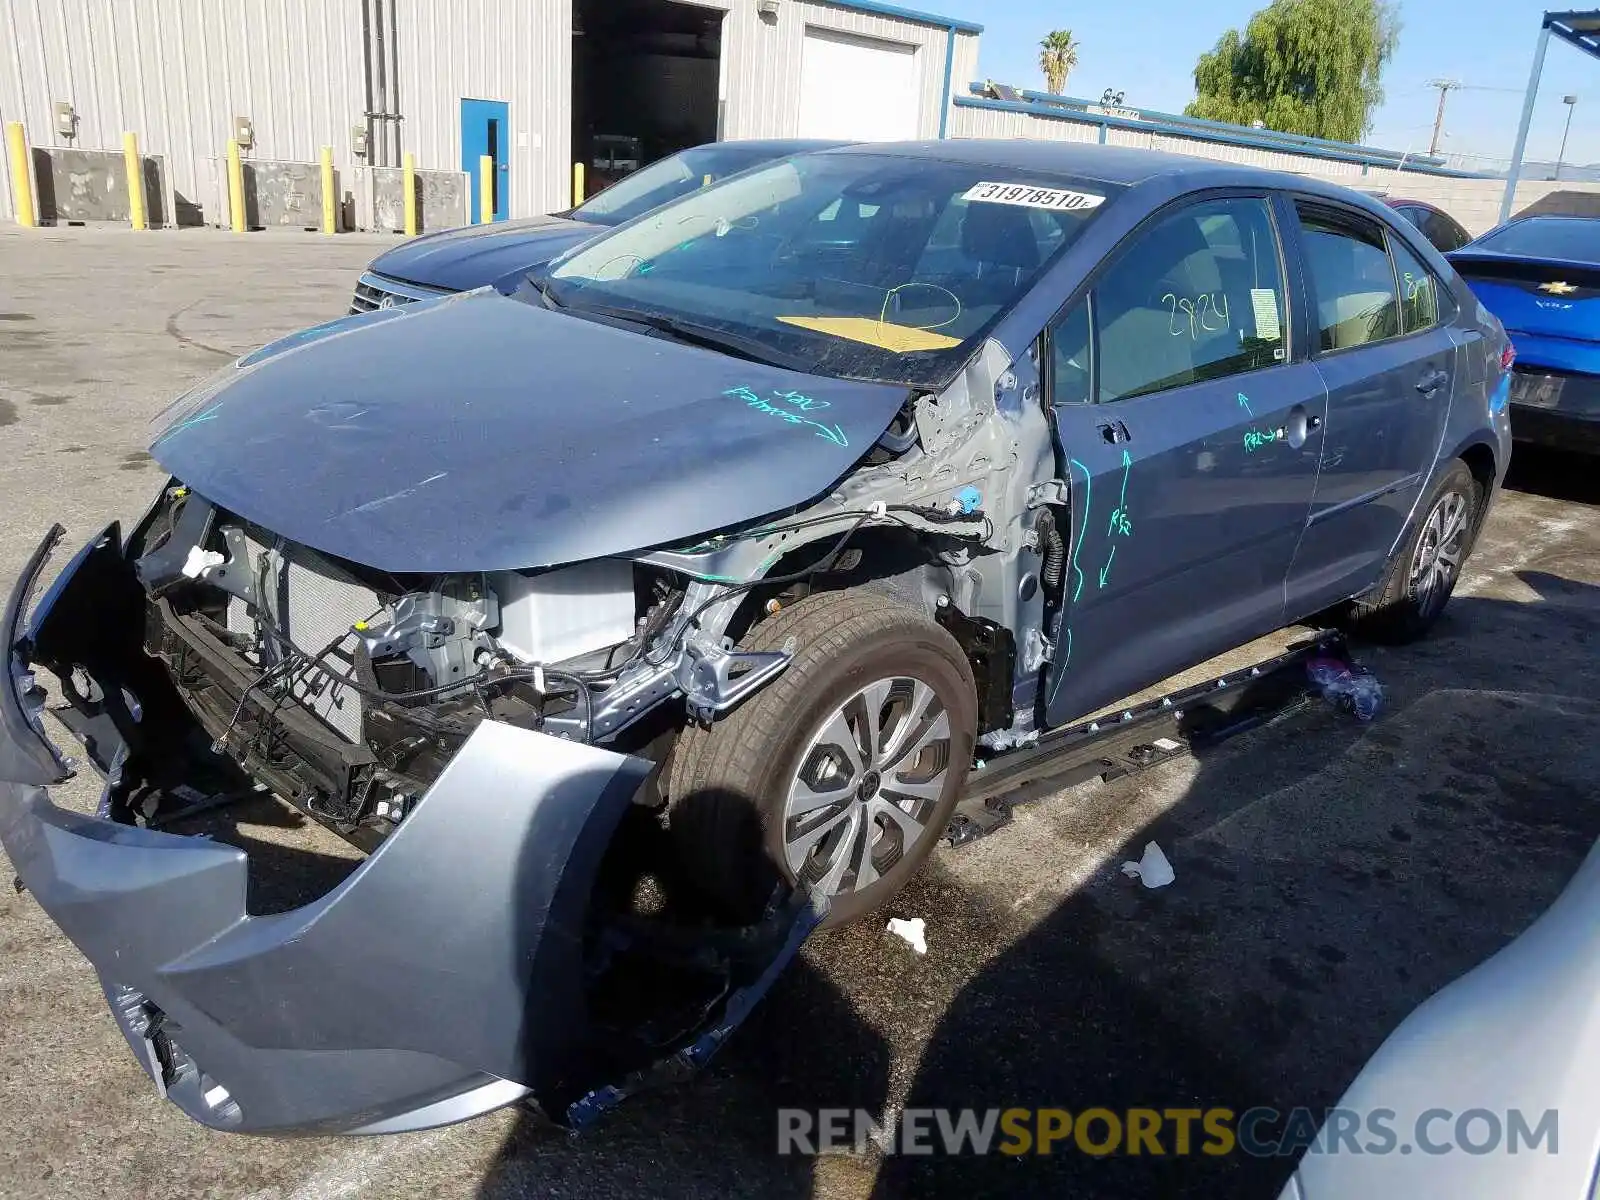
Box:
xmin=1476 ymin=218 xmax=1600 ymax=262
xmin=575 ymin=145 xmax=796 ymax=228
xmin=548 ymin=152 xmax=1121 ymax=386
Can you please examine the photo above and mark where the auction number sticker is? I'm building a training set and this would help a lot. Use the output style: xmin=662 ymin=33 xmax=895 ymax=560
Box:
xmin=963 ymin=182 xmax=1106 ymax=211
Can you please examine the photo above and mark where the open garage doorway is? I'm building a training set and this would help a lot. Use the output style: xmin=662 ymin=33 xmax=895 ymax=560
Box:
xmin=572 ymin=0 xmax=723 ymax=199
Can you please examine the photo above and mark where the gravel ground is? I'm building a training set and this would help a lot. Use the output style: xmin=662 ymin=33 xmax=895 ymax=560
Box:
xmin=1 ymin=225 xmax=1596 ymax=1199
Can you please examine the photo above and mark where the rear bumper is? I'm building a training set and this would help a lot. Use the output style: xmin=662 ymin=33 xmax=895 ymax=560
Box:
xmin=1510 ymin=369 xmax=1600 ymax=454
xmin=0 ymin=526 xmax=652 ymax=1134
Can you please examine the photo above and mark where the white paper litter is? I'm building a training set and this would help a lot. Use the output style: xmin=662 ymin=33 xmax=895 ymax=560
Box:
xmin=886 ymin=916 xmax=928 ymax=955
xmin=1120 ymin=842 xmax=1176 ymax=889
xmin=181 ymin=546 xmax=225 ymax=578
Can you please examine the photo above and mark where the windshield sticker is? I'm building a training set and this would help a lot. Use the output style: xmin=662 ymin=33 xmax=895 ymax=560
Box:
xmin=776 ymin=315 xmax=962 ymax=353
xmin=724 ymin=387 xmax=849 ymax=447
xmin=963 ymin=182 xmax=1106 ymax=212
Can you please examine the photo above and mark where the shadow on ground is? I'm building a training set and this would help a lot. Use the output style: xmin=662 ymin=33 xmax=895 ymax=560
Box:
xmin=461 ymin=546 xmax=1598 ymax=1199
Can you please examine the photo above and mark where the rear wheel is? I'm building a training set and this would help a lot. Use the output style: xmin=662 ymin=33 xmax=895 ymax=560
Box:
xmin=666 ymin=590 xmax=976 ymax=927
xmin=1347 ymin=459 xmax=1481 ymax=643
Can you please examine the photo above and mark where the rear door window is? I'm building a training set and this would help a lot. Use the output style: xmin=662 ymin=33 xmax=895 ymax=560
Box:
xmin=1296 ymin=206 xmax=1401 ymax=351
xmin=1091 ymin=196 xmax=1289 ymax=402
xmin=1390 ymin=237 xmax=1441 ymax=333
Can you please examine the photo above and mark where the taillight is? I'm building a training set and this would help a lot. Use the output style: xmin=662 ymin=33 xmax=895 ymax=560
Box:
xmin=1501 ymin=344 xmax=1516 ymax=371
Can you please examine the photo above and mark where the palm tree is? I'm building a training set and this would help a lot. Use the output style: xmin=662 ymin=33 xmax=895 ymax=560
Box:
xmin=1038 ymin=30 xmax=1080 ymax=96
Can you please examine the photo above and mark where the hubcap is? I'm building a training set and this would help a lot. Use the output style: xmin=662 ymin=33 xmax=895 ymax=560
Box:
xmin=1409 ymin=488 xmax=1470 ymax=614
xmin=783 ymin=677 xmax=953 ymax=900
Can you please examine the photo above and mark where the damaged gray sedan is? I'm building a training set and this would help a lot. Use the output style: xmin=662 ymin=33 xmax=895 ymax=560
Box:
xmin=1 ymin=141 xmax=1512 ymax=1135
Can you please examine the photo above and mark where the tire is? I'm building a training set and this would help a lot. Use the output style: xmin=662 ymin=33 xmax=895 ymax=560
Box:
xmin=666 ymin=590 xmax=977 ymax=927
xmin=1346 ymin=459 xmax=1482 ymax=643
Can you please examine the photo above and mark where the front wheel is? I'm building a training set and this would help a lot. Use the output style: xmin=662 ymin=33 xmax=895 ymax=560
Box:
xmin=666 ymin=590 xmax=977 ymax=927
xmin=1347 ymin=459 xmax=1482 ymax=643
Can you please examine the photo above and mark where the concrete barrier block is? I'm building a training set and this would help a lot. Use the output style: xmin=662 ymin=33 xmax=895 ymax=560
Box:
xmin=361 ymin=166 xmax=469 ymax=233
xmin=30 ymin=147 xmax=172 ymax=226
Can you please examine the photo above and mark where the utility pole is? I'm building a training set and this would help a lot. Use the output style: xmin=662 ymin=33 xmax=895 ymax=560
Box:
xmin=1557 ymin=95 xmax=1578 ymax=181
xmin=1426 ymin=78 xmax=1460 ymax=156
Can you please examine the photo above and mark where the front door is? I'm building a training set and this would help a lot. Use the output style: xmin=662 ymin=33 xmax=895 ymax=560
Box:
xmin=1043 ymin=194 xmax=1326 ymax=727
xmin=461 ymin=98 xmax=510 ymax=222
xmin=1282 ymin=202 xmax=1456 ymax=614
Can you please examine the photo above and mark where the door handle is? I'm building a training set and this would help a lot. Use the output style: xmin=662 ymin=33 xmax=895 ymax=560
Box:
xmin=1416 ymin=369 xmax=1448 ymax=396
xmin=1097 ymin=420 xmax=1131 ymax=445
xmin=1284 ymin=405 xmax=1323 ymax=449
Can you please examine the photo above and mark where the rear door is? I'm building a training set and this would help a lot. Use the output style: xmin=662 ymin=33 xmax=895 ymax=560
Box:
xmin=1043 ymin=194 xmax=1326 ymax=727
xmin=1282 ymin=201 xmax=1456 ymax=615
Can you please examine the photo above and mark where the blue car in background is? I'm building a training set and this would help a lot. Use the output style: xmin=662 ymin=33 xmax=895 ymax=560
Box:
xmin=1449 ymin=215 xmax=1600 ymax=454
xmin=350 ymin=138 xmax=842 ymax=310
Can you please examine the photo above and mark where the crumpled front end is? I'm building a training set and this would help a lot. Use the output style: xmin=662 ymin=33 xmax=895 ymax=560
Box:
xmin=0 ymin=523 xmax=811 ymax=1135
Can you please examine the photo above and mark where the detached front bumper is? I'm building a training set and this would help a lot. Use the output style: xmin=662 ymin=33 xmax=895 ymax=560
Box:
xmin=0 ymin=525 xmax=652 ymax=1134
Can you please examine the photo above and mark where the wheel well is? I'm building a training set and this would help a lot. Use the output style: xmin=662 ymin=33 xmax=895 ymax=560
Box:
xmin=1459 ymin=442 xmax=1496 ymax=501
xmin=722 ymin=526 xmax=952 ymax=646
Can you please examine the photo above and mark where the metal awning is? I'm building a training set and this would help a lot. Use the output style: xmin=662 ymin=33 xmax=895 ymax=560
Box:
xmin=1502 ymin=11 xmax=1600 ymax=222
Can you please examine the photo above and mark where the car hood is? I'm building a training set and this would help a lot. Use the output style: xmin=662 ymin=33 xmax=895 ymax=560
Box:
xmin=148 ymin=292 xmax=909 ymax=573
xmin=369 ymin=215 xmax=601 ymax=291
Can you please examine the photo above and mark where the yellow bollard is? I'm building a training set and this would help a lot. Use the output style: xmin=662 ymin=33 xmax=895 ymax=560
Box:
xmin=572 ymin=161 xmax=585 ymax=207
xmin=123 ymin=132 xmax=147 ymax=229
xmin=319 ymin=145 xmax=336 ymax=235
xmin=703 ymin=173 xmax=712 ymax=187
xmin=5 ymin=121 xmax=36 ymax=228
xmin=226 ymin=139 xmax=246 ymax=233
xmin=402 ymin=151 xmax=418 ymax=235
xmin=478 ymin=154 xmax=494 ymax=223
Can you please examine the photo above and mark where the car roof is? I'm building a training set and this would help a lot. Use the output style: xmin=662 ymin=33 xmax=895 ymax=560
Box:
xmin=709 ymin=138 xmax=852 ymax=154
xmin=814 ymin=139 xmax=1403 ymax=208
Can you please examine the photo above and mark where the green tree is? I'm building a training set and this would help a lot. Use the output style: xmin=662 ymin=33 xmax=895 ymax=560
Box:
xmin=1039 ymin=30 xmax=1081 ymax=96
xmin=1186 ymin=0 xmax=1400 ymax=142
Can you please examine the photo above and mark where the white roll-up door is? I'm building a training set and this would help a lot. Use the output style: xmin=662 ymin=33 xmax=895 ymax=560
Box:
xmin=797 ymin=28 xmax=919 ymax=142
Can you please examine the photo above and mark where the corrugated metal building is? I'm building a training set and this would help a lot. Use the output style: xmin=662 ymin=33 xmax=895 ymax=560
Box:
xmin=0 ymin=0 xmax=981 ymax=225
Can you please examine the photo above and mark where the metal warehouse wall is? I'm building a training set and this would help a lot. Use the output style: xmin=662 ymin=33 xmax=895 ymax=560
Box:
xmin=1 ymin=0 xmax=977 ymax=224
xmin=387 ymin=0 xmax=571 ymax=218
xmin=712 ymin=1 xmax=975 ymax=141
xmin=0 ymin=0 xmax=368 ymax=223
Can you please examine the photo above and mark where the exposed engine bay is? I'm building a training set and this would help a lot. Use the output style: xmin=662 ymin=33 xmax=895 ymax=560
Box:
xmin=126 ymin=486 xmax=675 ymax=845
xmin=122 ymin=447 xmax=1001 ymax=857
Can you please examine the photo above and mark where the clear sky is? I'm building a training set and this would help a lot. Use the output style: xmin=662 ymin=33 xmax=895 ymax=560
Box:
xmin=926 ymin=0 xmax=1596 ymax=169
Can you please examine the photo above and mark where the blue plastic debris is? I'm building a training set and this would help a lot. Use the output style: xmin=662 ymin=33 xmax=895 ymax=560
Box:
xmin=957 ymin=486 xmax=982 ymax=515
xmin=1306 ymin=656 xmax=1383 ymax=721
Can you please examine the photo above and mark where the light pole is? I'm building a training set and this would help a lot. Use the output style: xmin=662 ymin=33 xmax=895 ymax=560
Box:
xmin=1556 ymin=95 xmax=1578 ymax=181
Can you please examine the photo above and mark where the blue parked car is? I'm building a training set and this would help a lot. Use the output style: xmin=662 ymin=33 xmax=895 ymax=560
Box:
xmin=2 ymin=141 xmax=1511 ymax=1136
xmin=1449 ymin=215 xmax=1600 ymax=454
xmin=350 ymin=138 xmax=842 ymax=310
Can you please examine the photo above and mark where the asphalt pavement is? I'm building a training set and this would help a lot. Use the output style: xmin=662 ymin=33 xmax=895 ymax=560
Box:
xmin=1 ymin=225 xmax=1597 ymax=1199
